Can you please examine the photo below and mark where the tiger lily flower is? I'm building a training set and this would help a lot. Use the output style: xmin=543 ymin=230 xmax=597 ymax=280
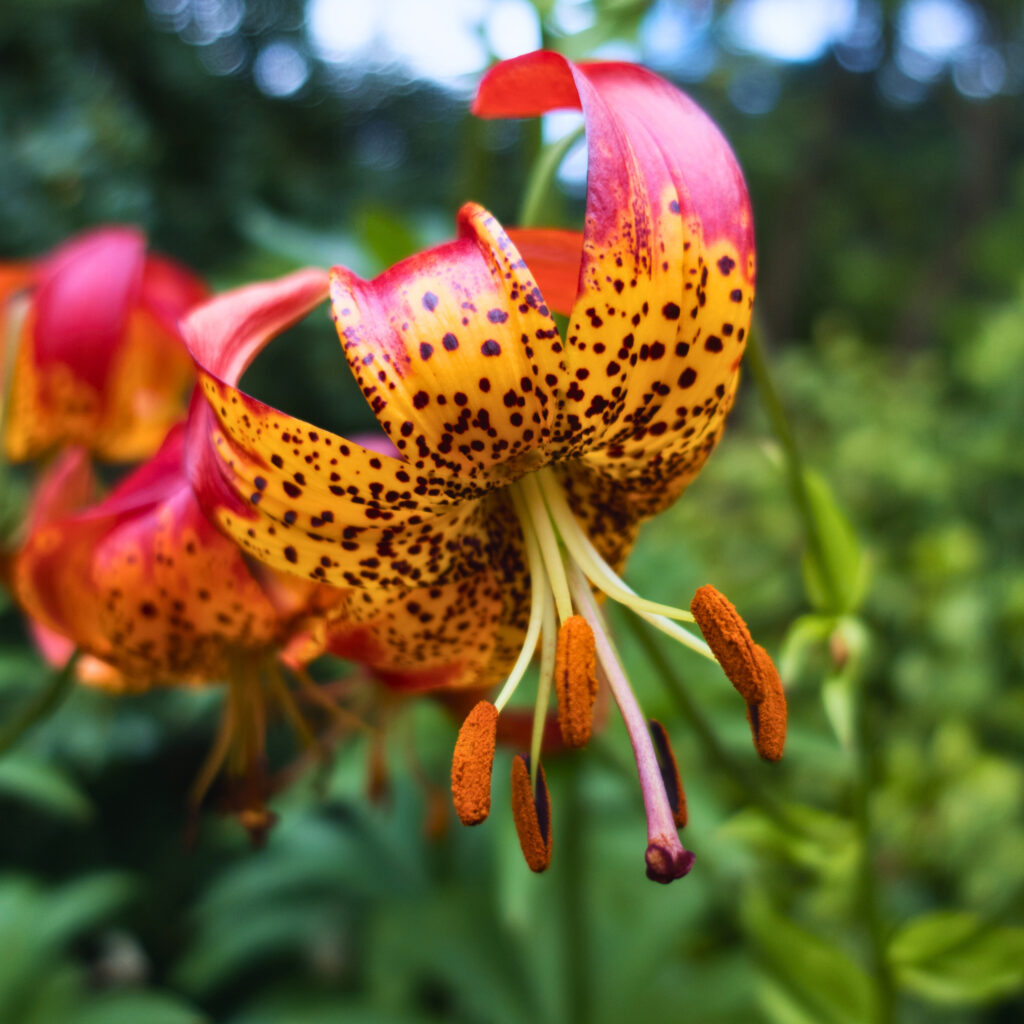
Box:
xmin=1 ymin=226 xmax=206 ymax=462
xmin=12 ymin=424 xmax=346 ymax=838
xmin=185 ymin=52 xmax=786 ymax=881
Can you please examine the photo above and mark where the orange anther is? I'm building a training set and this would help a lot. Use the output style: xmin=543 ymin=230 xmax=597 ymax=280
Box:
xmin=748 ymin=646 xmax=787 ymax=762
xmin=510 ymin=754 xmax=552 ymax=873
xmin=451 ymin=700 xmax=499 ymax=825
xmin=691 ymin=586 xmax=787 ymax=761
xmin=555 ymin=614 xmax=597 ymax=748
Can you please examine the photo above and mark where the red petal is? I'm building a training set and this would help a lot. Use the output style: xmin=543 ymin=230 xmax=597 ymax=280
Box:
xmin=183 ymin=267 xmax=329 ymax=386
xmin=32 ymin=227 xmax=146 ymax=392
xmin=505 ymin=228 xmax=582 ymax=317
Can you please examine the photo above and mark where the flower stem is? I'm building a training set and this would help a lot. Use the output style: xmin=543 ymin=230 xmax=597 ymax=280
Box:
xmin=744 ymin=318 xmax=843 ymax=613
xmin=0 ymin=652 xmax=78 ymax=756
xmin=518 ymin=125 xmax=585 ymax=229
xmin=846 ymin=641 xmax=895 ymax=1023
xmin=561 ymin=756 xmax=589 ymax=1024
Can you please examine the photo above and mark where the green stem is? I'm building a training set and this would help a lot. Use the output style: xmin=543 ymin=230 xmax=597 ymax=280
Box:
xmin=0 ymin=653 xmax=79 ymax=755
xmin=624 ymin=614 xmax=809 ymax=837
xmin=849 ymin=669 xmax=896 ymax=1023
xmin=561 ymin=757 xmax=589 ymax=1024
xmin=518 ymin=125 xmax=585 ymax=229
xmin=744 ymin=319 xmax=843 ymax=612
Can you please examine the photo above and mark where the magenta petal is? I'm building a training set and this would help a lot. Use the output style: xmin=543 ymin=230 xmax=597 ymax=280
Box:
xmin=182 ymin=268 xmax=329 ymax=386
xmin=32 ymin=226 xmax=146 ymax=392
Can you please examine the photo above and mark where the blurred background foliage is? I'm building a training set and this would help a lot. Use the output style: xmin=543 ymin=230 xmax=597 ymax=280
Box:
xmin=2 ymin=0 xmax=1024 ymax=1021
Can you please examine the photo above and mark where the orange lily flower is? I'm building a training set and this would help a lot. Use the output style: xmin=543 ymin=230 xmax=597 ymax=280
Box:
xmin=12 ymin=424 xmax=346 ymax=837
xmin=185 ymin=53 xmax=785 ymax=881
xmin=2 ymin=226 xmax=206 ymax=462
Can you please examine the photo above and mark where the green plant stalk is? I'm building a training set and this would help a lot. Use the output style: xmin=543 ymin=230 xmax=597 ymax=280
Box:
xmin=0 ymin=653 xmax=79 ymax=755
xmin=518 ymin=125 xmax=585 ymax=229
xmin=746 ymin=323 xmax=892 ymax=1015
xmin=561 ymin=758 xmax=589 ymax=1024
xmin=848 ymin=649 xmax=896 ymax=1024
xmin=744 ymin=319 xmax=844 ymax=612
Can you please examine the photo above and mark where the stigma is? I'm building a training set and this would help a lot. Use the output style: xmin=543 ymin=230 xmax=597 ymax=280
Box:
xmin=450 ymin=465 xmax=787 ymax=883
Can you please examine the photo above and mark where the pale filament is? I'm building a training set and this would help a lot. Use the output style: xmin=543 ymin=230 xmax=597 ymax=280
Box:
xmin=535 ymin=466 xmax=714 ymax=661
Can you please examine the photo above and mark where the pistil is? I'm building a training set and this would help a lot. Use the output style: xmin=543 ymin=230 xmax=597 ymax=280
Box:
xmin=568 ymin=563 xmax=694 ymax=883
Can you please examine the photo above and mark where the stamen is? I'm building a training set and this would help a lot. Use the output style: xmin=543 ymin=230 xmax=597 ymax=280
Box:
xmin=510 ymin=754 xmax=552 ymax=872
xmin=451 ymin=699 xmax=499 ymax=825
xmin=494 ymin=489 xmax=548 ymax=712
xmin=189 ymin=680 xmax=238 ymax=811
xmin=554 ymin=614 xmax=597 ymax=748
xmin=649 ymin=719 xmax=687 ymax=828
xmin=528 ymin=586 xmax=558 ymax=790
xmin=536 ymin=466 xmax=705 ymax=627
xmin=518 ymin=473 xmax=573 ymax=623
xmin=749 ymin=646 xmax=787 ymax=761
xmin=690 ymin=585 xmax=765 ymax=703
xmin=567 ymin=564 xmax=694 ymax=884
xmin=690 ymin=585 xmax=788 ymax=761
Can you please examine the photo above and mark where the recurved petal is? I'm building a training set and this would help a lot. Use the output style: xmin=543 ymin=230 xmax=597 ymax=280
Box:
xmin=185 ymin=271 xmax=495 ymax=591
xmin=476 ymin=53 xmax=754 ymax=489
xmin=330 ymin=204 xmax=573 ymax=497
xmin=15 ymin=426 xmax=301 ymax=686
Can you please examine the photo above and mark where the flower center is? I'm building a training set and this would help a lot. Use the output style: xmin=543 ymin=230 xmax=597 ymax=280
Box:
xmin=493 ymin=465 xmax=712 ymax=882
xmin=450 ymin=466 xmax=788 ymax=883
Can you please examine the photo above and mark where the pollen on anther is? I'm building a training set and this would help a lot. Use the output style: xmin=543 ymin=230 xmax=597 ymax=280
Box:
xmin=510 ymin=754 xmax=552 ymax=873
xmin=748 ymin=646 xmax=787 ymax=761
xmin=691 ymin=585 xmax=787 ymax=761
xmin=690 ymin=585 xmax=764 ymax=704
xmin=554 ymin=615 xmax=598 ymax=749
xmin=451 ymin=700 xmax=499 ymax=825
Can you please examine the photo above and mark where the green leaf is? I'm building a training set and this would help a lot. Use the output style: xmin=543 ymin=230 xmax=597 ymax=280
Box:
xmin=778 ymin=613 xmax=834 ymax=685
xmin=889 ymin=910 xmax=1024 ymax=1005
xmin=36 ymin=873 xmax=136 ymax=951
xmin=742 ymin=892 xmax=875 ymax=1024
xmin=66 ymin=991 xmax=207 ymax=1024
xmin=0 ymin=755 xmax=92 ymax=821
xmin=800 ymin=469 xmax=869 ymax=615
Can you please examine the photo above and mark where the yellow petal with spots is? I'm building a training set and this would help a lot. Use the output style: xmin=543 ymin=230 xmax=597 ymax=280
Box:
xmin=330 ymin=203 xmax=571 ymax=499
xmin=476 ymin=54 xmax=754 ymax=500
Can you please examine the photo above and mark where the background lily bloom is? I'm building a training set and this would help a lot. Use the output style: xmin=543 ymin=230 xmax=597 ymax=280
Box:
xmin=1 ymin=226 xmax=206 ymax=462
xmin=12 ymin=423 xmax=346 ymax=834
xmin=185 ymin=52 xmax=776 ymax=881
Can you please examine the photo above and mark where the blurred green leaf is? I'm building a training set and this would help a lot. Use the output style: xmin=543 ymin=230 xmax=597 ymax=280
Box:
xmin=889 ymin=910 xmax=1024 ymax=1005
xmin=0 ymin=873 xmax=135 ymax=1022
xmin=356 ymin=206 xmax=423 ymax=270
xmin=67 ymin=991 xmax=207 ymax=1024
xmin=743 ymin=893 xmax=874 ymax=1024
xmin=778 ymin=613 xmax=833 ymax=686
xmin=0 ymin=755 xmax=92 ymax=821
xmin=800 ymin=469 xmax=868 ymax=615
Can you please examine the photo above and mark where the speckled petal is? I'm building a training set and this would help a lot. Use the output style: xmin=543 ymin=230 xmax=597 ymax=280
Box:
xmin=476 ymin=53 xmax=755 ymax=495
xmin=330 ymin=203 xmax=575 ymax=498
xmin=14 ymin=426 xmax=319 ymax=686
xmin=327 ymin=490 xmax=531 ymax=691
xmin=184 ymin=271 xmax=497 ymax=591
